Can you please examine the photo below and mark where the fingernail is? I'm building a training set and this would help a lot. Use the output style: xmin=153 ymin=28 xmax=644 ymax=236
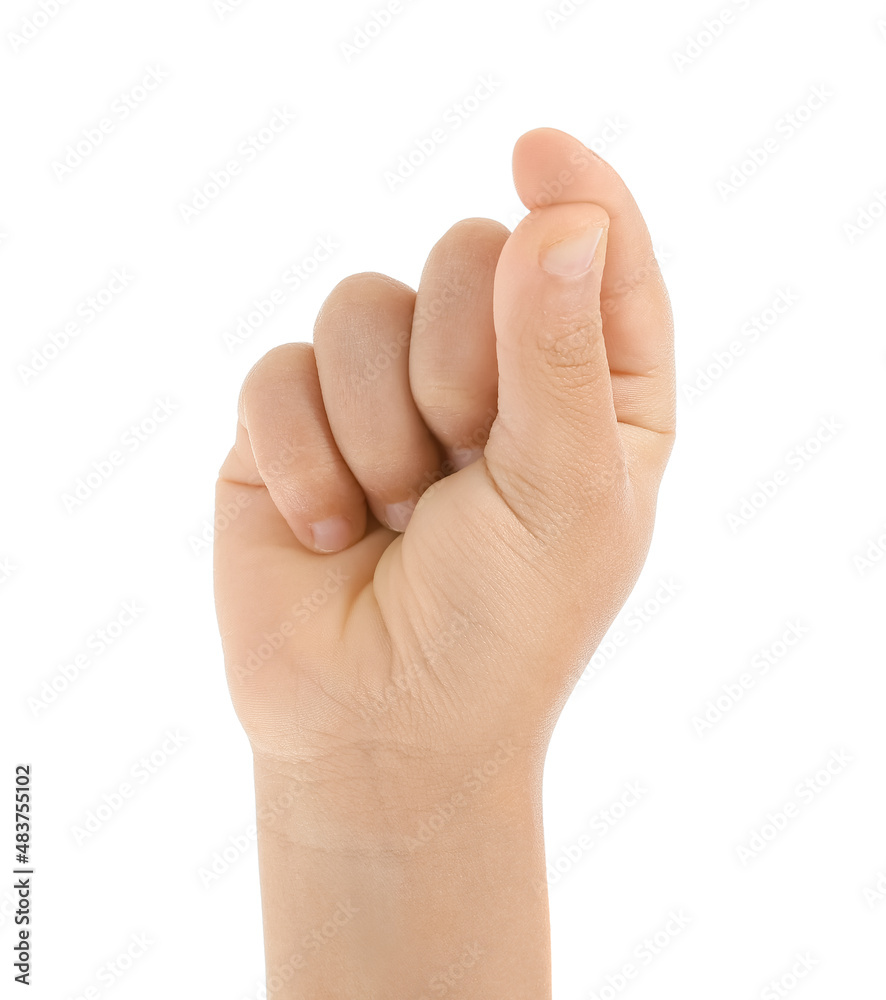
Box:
xmin=385 ymin=500 xmax=415 ymax=533
xmin=539 ymin=225 xmax=604 ymax=277
xmin=309 ymin=515 xmax=351 ymax=553
xmin=451 ymin=447 xmax=484 ymax=471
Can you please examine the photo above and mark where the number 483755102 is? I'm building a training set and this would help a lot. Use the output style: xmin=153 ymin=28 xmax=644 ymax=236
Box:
xmin=15 ymin=765 xmax=31 ymax=864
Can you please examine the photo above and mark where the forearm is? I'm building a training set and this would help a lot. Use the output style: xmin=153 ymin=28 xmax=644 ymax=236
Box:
xmin=253 ymin=744 xmax=551 ymax=999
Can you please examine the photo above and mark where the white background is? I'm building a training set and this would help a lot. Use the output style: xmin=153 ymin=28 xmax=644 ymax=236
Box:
xmin=3 ymin=0 xmax=886 ymax=997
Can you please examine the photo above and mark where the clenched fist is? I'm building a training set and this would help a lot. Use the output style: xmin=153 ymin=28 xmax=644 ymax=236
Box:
xmin=213 ymin=126 xmax=675 ymax=998
xmin=215 ymin=125 xmax=674 ymax=764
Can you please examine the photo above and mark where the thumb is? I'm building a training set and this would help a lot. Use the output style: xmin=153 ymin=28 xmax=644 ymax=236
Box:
xmin=486 ymin=201 xmax=625 ymax=539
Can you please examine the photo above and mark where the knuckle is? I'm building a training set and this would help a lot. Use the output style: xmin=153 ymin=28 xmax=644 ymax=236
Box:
xmin=443 ymin=216 xmax=510 ymax=245
xmin=316 ymin=273 xmax=415 ymax=365
xmin=323 ymin=271 xmax=412 ymax=315
xmin=537 ymin=310 xmax=606 ymax=386
xmin=413 ymin=382 xmax=483 ymax=422
xmin=242 ymin=342 xmax=314 ymax=398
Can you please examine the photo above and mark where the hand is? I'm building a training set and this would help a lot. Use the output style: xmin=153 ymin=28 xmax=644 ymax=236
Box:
xmin=214 ymin=126 xmax=675 ymax=778
xmin=214 ymin=125 xmax=676 ymax=999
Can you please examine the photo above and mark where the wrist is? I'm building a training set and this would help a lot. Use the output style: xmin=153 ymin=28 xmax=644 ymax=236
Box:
xmin=253 ymin=736 xmax=543 ymax=856
xmin=252 ymin=742 xmax=552 ymax=999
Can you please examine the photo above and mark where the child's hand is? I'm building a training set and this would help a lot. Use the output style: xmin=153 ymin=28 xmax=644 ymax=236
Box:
xmin=214 ymin=127 xmax=675 ymax=782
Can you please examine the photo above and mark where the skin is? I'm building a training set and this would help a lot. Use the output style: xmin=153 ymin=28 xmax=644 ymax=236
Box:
xmin=214 ymin=126 xmax=675 ymax=998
